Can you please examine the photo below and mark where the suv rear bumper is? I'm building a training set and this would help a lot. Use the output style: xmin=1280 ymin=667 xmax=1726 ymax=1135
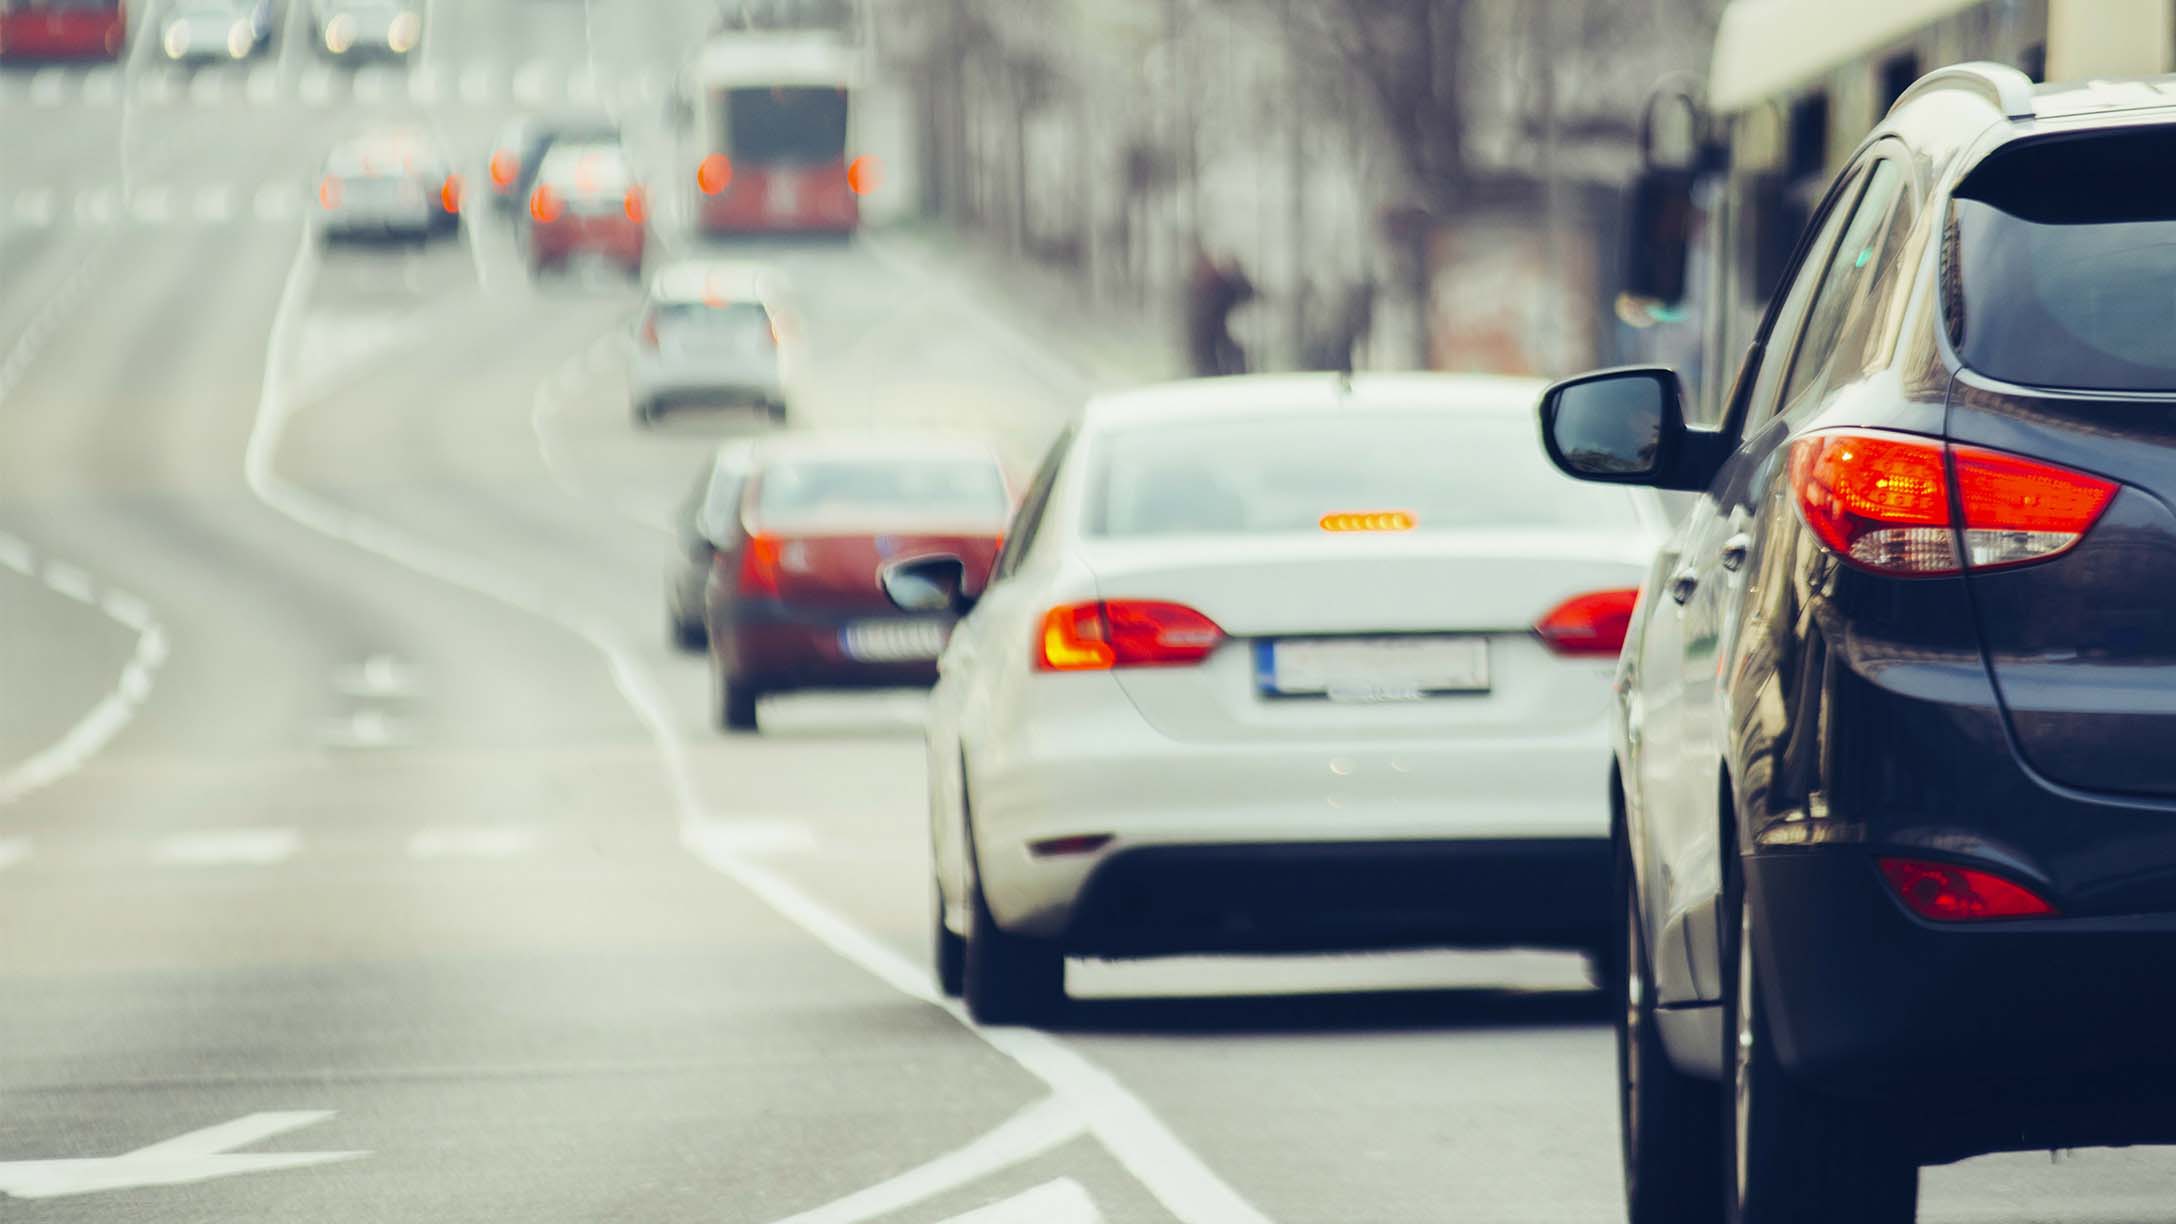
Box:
xmin=1750 ymin=848 xmax=2176 ymax=1159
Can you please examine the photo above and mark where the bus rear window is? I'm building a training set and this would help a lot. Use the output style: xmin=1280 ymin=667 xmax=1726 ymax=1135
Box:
xmin=1949 ymin=127 xmax=2176 ymax=391
xmin=726 ymin=87 xmax=847 ymax=164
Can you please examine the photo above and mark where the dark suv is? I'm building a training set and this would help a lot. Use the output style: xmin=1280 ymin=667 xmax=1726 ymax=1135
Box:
xmin=1541 ymin=65 xmax=2176 ymax=1223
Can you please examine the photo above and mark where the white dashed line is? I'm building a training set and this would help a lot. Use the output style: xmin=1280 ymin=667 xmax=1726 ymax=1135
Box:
xmin=406 ymin=827 xmax=538 ymax=860
xmin=28 ymin=68 xmax=65 ymax=107
xmin=132 ymin=186 xmax=173 ymax=225
xmin=98 ymin=589 xmax=153 ymax=632
xmin=511 ymin=60 xmax=551 ymax=106
xmin=154 ymin=829 xmax=301 ymax=867
xmin=42 ymin=561 xmax=95 ymax=605
xmin=319 ymin=709 xmax=403 ymax=750
xmin=77 ymin=188 xmax=118 ymax=226
xmin=0 ymin=839 xmax=29 ymax=872
xmin=82 ymin=68 xmax=120 ymax=105
xmin=247 ymin=65 xmax=279 ymax=104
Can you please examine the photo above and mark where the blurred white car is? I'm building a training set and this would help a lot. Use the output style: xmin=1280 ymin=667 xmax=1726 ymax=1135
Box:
xmin=308 ymin=0 xmax=421 ymax=59
xmin=315 ymin=133 xmax=458 ymax=244
xmin=630 ymin=262 xmax=790 ymax=424
xmin=160 ymin=0 xmax=275 ymax=62
xmin=893 ymin=374 xmax=1669 ymax=1022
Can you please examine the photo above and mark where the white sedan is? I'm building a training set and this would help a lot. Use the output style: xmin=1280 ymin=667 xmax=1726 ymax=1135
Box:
xmin=886 ymin=374 xmax=1670 ymax=1023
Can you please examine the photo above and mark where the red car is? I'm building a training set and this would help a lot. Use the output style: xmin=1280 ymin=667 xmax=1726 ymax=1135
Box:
xmin=0 ymin=0 xmax=128 ymax=60
xmin=525 ymin=142 xmax=646 ymax=280
xmin=705 ymin=436 xmax=1013 ymax=732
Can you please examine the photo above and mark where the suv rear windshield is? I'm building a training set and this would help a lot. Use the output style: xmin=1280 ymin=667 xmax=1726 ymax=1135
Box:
xmin=1949 ymin=127 xmax=2176 ymax=391
xmin=1089 ymin=410 xmax=1640 ymax=537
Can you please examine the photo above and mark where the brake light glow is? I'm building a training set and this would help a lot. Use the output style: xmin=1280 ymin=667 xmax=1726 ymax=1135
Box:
xmin=440 ymin=174 xmax=461 ymax=214
xmin=1788 ymin=430 xmax=2115 ymax=575
xmin=1535 ymin=589 xmax=1639 ymax=658
xmin=1319 ymin=511 xmax=1415 ymax=533
xmin=529 ymin=185 xmax=562 ymax=224
xmin=847 ymin=155 xmax=880 ymax=196
xmin=489 ymin=149 xmax=518 ymax=189
xmin=318 ymin=175 xmax=342 ymax=210
xmin=624 ymin=187 xmax=647 ymax=224
xmin=1878 ymin=858 xmax=2057 ymax=922
xmin=739 ymin=534 xmax=782 ymax=598
xmin=697 ymin=154 xmax=733 ymax=195
xmin=1037 ymin=601 xmax=1223 ymax=671
xmin=639 ymin=315 xmax=659 ymax=348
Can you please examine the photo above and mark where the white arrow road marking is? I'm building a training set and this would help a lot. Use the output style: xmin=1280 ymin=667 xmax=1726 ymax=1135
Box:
xmin=765 ymin=1097 xmax=1085 ymax=1224
xmin=0 ymin=1111 xmax=367 ymax=1200
xmin=154 ymin=829 xmax=301 ymax=867
xmin=407 ymin=827 xmax=537 ymax=860
xmin=941 ymin=1179 xmax=1102 ymax=1224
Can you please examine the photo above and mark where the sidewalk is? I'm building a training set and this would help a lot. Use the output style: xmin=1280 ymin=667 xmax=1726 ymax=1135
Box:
xmin=868 ymin=220 xmax=1184 ymax=395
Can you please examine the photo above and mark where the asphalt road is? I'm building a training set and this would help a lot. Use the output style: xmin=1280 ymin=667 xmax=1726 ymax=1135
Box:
xmin=2 ymin=3 xmax=2174 ymax=1221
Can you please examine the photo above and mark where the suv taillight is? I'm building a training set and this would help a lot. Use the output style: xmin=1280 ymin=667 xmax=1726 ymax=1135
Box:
xmin=1536 ymin=589 xmax=1639 ymax=658
xmin=1788 ymin=430 xmax=2115 ymax=576
xmin=1037 ymin=601 xmax=1222 ymax=671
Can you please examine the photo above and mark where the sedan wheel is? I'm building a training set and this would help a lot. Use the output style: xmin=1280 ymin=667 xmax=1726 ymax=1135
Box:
xmin=1618 ymin=841 xmax=1720 ymax=1224
xmin=961 ymin=845 xmax=1064 ymax=1025
xmin=717 ymin=669 xmax=759 ymax=733
xmin=932 ymin=884 xmax=965 ymax=998
xmin=1725 ymin=879 xmax=1917 ymax=1223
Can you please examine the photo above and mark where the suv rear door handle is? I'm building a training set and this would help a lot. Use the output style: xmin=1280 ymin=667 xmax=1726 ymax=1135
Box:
xmin=1720 ymin=533 xmax=1753 ymax=573
xmin=1668 ymin=568 xmax=1699 ymax=605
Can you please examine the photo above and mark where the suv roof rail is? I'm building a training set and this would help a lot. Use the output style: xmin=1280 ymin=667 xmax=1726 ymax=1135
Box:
xmin=1890 ymin=62 xmax=2037 ymax=122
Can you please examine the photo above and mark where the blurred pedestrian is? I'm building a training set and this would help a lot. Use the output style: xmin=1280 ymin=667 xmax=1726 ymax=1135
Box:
xmin=1186 ymin=251 xmax=1255 ymax=377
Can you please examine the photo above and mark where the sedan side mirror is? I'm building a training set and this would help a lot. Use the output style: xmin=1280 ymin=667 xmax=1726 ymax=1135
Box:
xmin=1539 ymin=366 xmax=1690 ymax=487
xmin=881 ymin=554 xmax=976 ymax=617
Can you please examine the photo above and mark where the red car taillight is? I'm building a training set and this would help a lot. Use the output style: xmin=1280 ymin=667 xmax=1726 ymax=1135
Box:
xmin=697 ymin=154 xmax=733 ymax=195
xmin=318 ymin=175 xmax=342 ymax=210
xmin=1788 ymin=430 xmax=2115 ymax=576
xmin=847 ymin=155 xmax=879 ymax=196
xmin=529 ymin=185 xmax=562 ymax=223
xmin=1878 ymin=857 xmax=2057 ymax=922
xmin=624 ymin=187 xmax=647 ymax=224
xmin=489 ymin=149 xmax=518 ymax=189
xmin=440 ymin=174 xmax=462 ymax=214
xmin=1535 ymin=588 xmax=1639 ymax=658
xmin=739 ymin=534 xmax=782 ymax=598
xmin=1037 ymin=601 xmax=1223 ymax=671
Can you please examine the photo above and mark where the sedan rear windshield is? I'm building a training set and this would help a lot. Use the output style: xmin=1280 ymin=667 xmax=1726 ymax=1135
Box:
xmin=1949 ymin=127 xmax=2176 ymax=391
xmin=756 ymin=457 xmax=1009 ymax=528
xmin=1090 ymin=410 xmax=1640 ymax=537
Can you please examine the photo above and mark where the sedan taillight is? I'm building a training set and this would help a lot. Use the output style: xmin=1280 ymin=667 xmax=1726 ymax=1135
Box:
xmin=318 ymin=175 xmax=342 ymax=210
xmin=529 ymin=185 xmax=562 ymax=224
xmin=1037 ymin=601 xmax=1223 ymax=671
xmin=1788 ymin=430 xmax=2115 ymax=576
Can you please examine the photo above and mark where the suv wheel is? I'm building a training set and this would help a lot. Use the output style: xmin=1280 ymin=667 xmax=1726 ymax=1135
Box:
xmin=1725 ymin=876 xmax=1917 ymax=1223
xmin=1618 ymin=840 xmax=1721 ymax=1224
xmin=961 ymin=841 xmax=1063 ymax=1025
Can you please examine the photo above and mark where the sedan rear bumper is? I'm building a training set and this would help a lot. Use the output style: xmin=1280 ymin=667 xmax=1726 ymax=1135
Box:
xmin=1750 ymin=847 xmax=2176 ymax=1160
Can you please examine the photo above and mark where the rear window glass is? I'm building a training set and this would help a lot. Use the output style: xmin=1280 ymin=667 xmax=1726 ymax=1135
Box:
xmin=654 ymin=301 xmax=771 ymax=335
xmin=726 ymin=87 xmax=848 ymax=163
xmin=1949 ymin=128 xmax=2176 ymax=391
xmin=1089 ymin=410 xmax=1640 ymax=537
xmin=756 ymin=457 xmax=1009 ymax=528
xmin=538 ymin=146 xmax=630 ymax=193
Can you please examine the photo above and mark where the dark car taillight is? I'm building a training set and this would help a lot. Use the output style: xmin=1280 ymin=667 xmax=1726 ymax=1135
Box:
xmin=1788 ymin=429 xmax=2116 ymax=576
xmin=1879 ymin=857 xmax=2057 ymax=922
xmin=1037 ymin=601 xmax=1223 ymax=671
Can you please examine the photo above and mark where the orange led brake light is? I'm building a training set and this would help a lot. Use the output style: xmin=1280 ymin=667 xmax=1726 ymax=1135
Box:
xmin=1319 ymin=511 xmax=1416 ymax=533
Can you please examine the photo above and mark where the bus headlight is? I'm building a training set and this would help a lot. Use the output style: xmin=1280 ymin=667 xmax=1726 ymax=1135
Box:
xmin=162 ymin=23 xmax=190 ymax=59
xmin=324 ymin=14 xmax=353 ymax=53
xmin=228 ymin=21 xmax=253 ymax=58
xmin=387 ymin=11 xmax=420 ymax=53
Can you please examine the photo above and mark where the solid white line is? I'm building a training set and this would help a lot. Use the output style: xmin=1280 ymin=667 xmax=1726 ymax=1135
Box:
xmin=43 ymin=561 xmax=95 ymax=605
xmin=765 ymin=1098 xmax=1085 ymax=1224
xmin=939 ymin=1179 xmax=1102 ymax=1224
xmin=154 ymin=829 xmax=301 ymax=866
xmin=243 ymin=232 xmax=1274 ymax=1224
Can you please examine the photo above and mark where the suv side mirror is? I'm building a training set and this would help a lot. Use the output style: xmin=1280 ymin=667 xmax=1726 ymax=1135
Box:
xmin=1539 ymin=366 xmax=1690 ymax=486
xmin=1624 ymin=167 xmax=1696 ymax=304
xmin=881 ymin=554 xmax=976 ymax=617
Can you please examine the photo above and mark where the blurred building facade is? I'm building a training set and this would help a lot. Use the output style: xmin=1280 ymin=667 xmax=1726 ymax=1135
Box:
xmin=880 ymin=0 xmax=1729 ymax=378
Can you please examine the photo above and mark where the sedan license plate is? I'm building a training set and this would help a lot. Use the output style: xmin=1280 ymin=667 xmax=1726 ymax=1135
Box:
xmin=841 ymin=619 xmax=948 ymax=663
xmin=1261 ymin=636 xmax=1489 ymax=701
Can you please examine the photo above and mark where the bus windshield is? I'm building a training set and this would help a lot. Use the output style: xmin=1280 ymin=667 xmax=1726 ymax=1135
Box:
xmin=724 ymin=87 xmax=847 ymax=164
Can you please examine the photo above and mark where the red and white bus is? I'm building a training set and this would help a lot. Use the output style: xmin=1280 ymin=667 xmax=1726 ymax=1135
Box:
xmin=0 ymin=0 xmax=127 ymax=61
xmin=683 ymin=32 xmax=874 ymax=236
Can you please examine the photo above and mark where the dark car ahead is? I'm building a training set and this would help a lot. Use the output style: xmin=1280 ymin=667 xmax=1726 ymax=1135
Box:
xmin=704 ymin=436 xmax=1010 ymax=732
xmin=1541 ymin=65 xmax=2176 ymax=1223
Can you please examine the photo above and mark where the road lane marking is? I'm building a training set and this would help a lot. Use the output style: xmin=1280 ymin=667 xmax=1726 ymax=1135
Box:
xmin=318 ymin=709 xmax=402 ymax=750
xmin=188 ymin=71 xmax=226 ymax=106
xmin=196 ymin=184 xmax=236 ymax=225
xmin=0 ymin=533 xmax=33 ymax=576
xmin=98 ymin=589 xmax=153 ymax=631
xmin=298 ymin=66 xmax=332 ymax=106
xmin=765 ymin=1097 xmax=1084 ymax=1224
xmin=0 ymin=1111 xmax=367 ymax=1200
xmin=0 ymin=839 xmax=29 ymax=872
xmin=353 ymin=65 xmax=392 ymax=104
xmin=12 ymin=189 xmax=55 ymax=228
xmin=247 ymin=64 xmax=279 ymax=104
xmin=132 ymin=186 xmax=174 ymax=225
xmin=28 ymin=68 xmax=65 ymax=107
xmin=42 ymin=561 xmax=95 ymax=605
xmin=406 ymin=827 xmax=538 ymax=859
xmin=458 ymin=63 xmax=490 ymax=104
xmin=333 ymin=653 xmax=420 ymax=698
xmin=82 ymin=68 xmax=120 ymax=105
xmin=407 ymin=65 xmax=440 ymax=104
xmin=153 ymin=829 xmax=301 ymax=867
xmin=940 ymin=1180 xmax=1102 ymax=1224
xmin=76 ymin=189 xmax=118 ymax=226
xmin=512 ymin=60 xmax=551 ymax=106
xmin=138 ymin=69 xmax=179 ymax=106
xmin=255 ymin=182 xmax=298 ymax=222
xmin=245 ymin=232 xmax=1273 ymax=1224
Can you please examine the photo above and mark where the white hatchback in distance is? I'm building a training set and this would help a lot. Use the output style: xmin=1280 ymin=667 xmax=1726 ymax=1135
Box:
xmin=889 ymin=374 xmax=1669 ymax=1023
